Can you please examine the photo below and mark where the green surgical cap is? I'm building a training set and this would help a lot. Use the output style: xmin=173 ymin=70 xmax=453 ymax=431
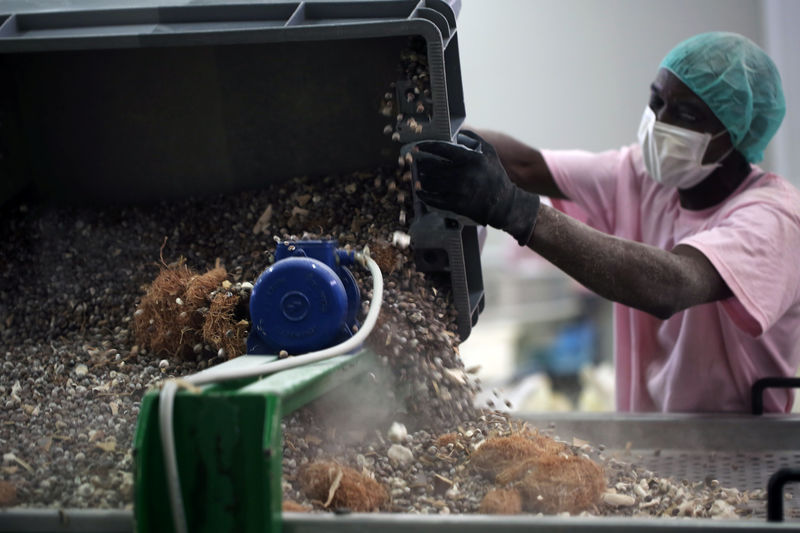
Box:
xmin=660 ymin=32 xmax=785 ymax=163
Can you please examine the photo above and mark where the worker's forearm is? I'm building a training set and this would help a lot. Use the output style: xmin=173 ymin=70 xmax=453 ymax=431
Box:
xmin=471 ymin=129 xmax=567 ymax=199
xmin=527 ymin=205 xmax=720 ymax=319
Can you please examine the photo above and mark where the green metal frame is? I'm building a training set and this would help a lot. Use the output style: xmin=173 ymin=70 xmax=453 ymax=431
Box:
xmin=132 ymin=350 xmax=374 ymax=533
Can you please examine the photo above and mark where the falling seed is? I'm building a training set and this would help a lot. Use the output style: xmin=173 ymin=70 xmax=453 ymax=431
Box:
xmin=602 ymin=492 xmax=636 ymax=507
xmin=253 ymin=205 xmax=274 ymax=235
xmin=392 ymin=231 xmax=411 ymax=249
xmin=175 ymin=298 xmax=184 ymax=306
xmin=387 ymin=422 xmax=408 ymax=444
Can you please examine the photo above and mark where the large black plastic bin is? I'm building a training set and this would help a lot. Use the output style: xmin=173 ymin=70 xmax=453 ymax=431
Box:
xmin=0 ymin=0 xmax=465 ymax=204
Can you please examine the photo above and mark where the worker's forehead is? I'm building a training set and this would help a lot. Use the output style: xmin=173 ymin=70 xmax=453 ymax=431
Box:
xmin=650 ymin=68 xmax=725 ymax=128
xmin=651 ymin=69 xmax=703 ymax=104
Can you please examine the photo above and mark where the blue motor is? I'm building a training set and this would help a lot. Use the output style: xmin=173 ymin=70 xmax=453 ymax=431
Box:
xmin=247 ymin=240 xmax=361 ymax=355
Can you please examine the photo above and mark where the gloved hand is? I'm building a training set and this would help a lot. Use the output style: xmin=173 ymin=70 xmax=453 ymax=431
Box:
xmin=410 ymin=130 xmax=540 ymax=246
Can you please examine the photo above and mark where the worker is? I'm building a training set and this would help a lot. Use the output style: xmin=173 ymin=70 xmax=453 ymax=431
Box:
xmin=411 ymin=32 xmax=800 ymax=413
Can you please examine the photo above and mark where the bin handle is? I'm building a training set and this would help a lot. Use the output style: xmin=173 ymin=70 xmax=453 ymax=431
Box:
xmin=767 ymin=468 xmax=800 ymax=521
xmin=751 ymin=377 xmax=800 ymax=415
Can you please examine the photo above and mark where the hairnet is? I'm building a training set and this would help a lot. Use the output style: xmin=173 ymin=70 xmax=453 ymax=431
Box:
xmin=659 ymin=32 xmax=785 ymax=163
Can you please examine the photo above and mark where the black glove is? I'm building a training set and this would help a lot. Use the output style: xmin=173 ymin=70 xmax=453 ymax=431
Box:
xmin=411 ymin=130 xmax=540 ymax=246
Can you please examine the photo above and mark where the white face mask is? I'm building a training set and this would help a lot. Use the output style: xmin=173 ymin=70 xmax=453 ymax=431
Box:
xmin=637 ymin=106 xmax=732 ymax=189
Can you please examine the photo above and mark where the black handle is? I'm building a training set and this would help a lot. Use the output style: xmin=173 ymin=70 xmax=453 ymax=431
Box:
xmin=767 ymin=468 xmax=800 ymax=521
xmin=751 ymin=377 xmax=800 ymax=415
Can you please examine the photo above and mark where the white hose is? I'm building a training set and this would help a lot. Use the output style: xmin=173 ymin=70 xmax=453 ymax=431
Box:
xmin=158 ymin=253 xmax=383 ymax=533
xmin=157 ymin=380 xmax=186 ymax=533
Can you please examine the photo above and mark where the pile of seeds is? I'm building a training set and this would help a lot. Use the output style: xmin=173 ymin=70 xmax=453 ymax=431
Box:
xmin=0 ymin=165 xmax=779 ymax=519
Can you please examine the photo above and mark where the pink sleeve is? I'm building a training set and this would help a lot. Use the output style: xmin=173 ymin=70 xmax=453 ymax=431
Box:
xmin=680 ymin=186 xmax=800 ymax=337
xmin=541 ymin=148 xmax=631 ymax=234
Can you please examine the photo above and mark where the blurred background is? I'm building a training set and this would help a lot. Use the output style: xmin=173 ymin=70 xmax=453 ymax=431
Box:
xmin=455 ymin=0 xmax=800 ymax=412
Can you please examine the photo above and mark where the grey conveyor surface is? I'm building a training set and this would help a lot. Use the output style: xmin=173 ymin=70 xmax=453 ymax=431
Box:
xmin=2 ymin=413 xmax=799 ymax=532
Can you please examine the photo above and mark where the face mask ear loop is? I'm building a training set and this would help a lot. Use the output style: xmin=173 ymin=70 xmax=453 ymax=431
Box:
xmin=707 ymin=128 xmax=735 ymax=165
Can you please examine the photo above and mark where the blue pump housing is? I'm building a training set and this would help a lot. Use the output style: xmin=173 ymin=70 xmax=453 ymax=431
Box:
xmin=247 ymin=240 xmax=361 ymax=355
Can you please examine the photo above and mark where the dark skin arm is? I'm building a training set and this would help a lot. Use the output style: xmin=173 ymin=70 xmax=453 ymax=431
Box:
xmin=472 ymin=75 xmax=741 ymax=319
xmin=529 ymin=205 xmax=730 ymax=319
xmin=474 ymin=129 xmax=568 ymax=200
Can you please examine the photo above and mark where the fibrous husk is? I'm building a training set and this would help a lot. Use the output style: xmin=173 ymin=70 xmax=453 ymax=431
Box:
xmin=282 ymin=500 xmax=311 ymax=512
xmin=300 ymin=461 xmax=387 ymax=512
xmin=0 ymin=480 xmax=17 ymax=507
xmin=201 ymin=291 xmax=247 ymax=359
xmin=500 ymin=454 xmax=606 ymax=514
xmin=369 ymin=239 xmax=398 ymax=275
xmin=470 ymin=433 xmax=567 ymax=479
xmin=470 ymin=432 xmax=605 ymax=514
xmin=133 ymin=261 xmax=241 ymax=359
xmin=435 ymin=432 xmax=459 ymax=448
xmin=479 ymin=488 xmax=523 ymax=515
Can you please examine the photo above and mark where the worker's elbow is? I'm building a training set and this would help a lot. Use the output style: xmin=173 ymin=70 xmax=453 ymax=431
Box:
xmin=641 ymin=273 xmax=701 ymax=320
xmin=644 ymin=299 xmax=682 ymax=321
xmin=649 ymin=305 xmax=676 ymax=320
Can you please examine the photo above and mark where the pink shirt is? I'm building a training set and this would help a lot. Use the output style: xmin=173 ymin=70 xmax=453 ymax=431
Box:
xmin=543 ymin=144 xmax=800 ymax=413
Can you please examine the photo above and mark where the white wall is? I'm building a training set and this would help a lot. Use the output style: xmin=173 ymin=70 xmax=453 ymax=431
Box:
xmin=764 ymin=0 xmax=800 ymax=188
